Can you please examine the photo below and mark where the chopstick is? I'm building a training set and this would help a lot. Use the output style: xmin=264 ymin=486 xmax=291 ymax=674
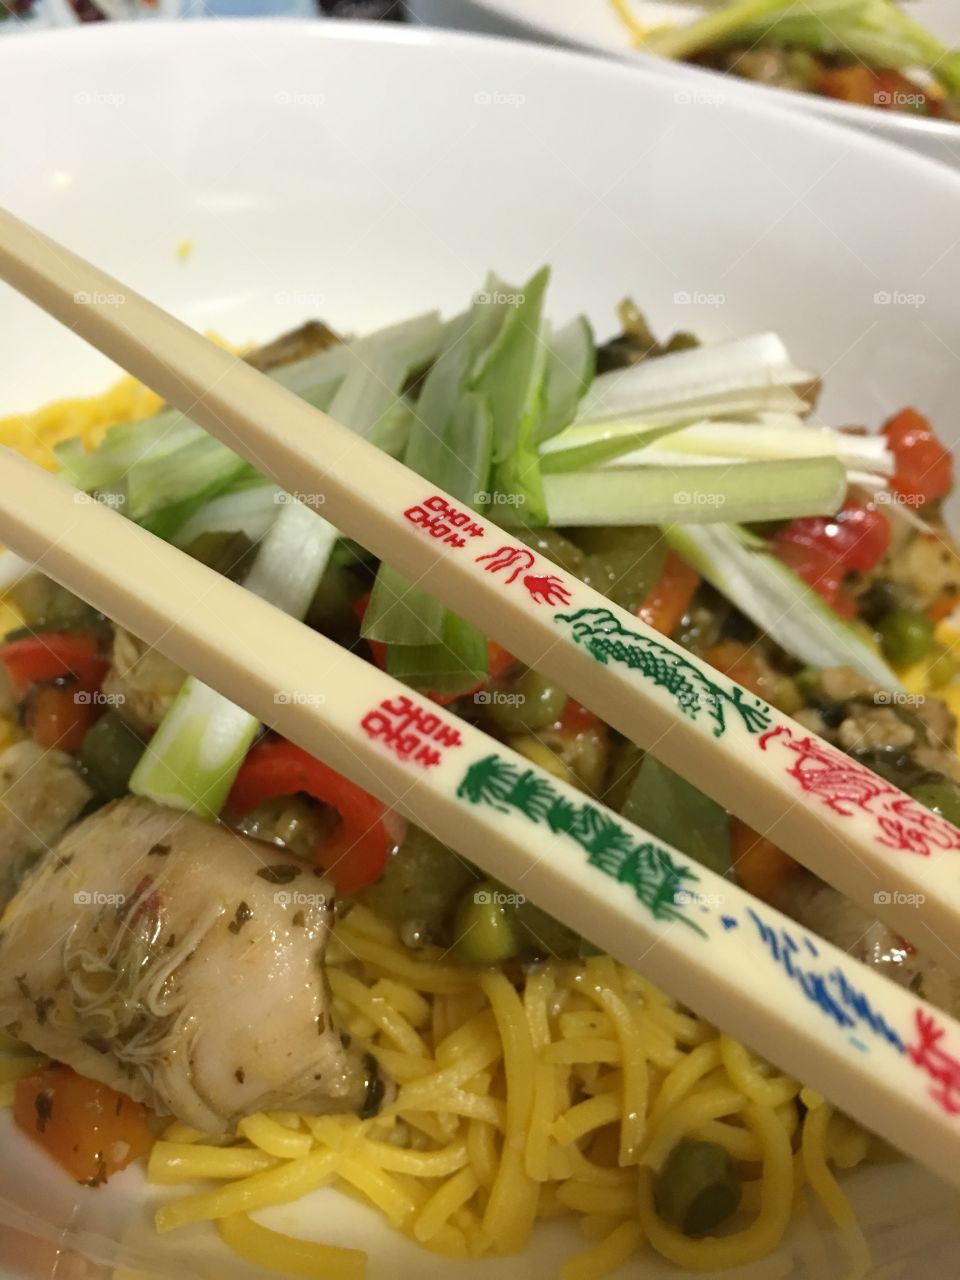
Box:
xmin=2 ymin=448 xmax=960 ymax=1190
xmin=1 ymin=207 xmax=959 ymax=978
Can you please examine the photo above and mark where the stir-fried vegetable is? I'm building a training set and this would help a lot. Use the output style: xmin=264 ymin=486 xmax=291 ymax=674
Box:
xmin=14 ymin=1065 xmax=153 ymax=1186
xmin=654 ymin=1139 xmax=743 ymax=1236
xmin=227 ymin=738 xmax=390 ymax=895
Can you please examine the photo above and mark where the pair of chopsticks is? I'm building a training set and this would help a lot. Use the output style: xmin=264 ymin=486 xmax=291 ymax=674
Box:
xmin=2 ymin=206 xmax=960 ymax=1188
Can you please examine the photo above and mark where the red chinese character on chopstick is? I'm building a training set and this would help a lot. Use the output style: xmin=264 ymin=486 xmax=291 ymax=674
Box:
xmin=361 ymin=695 xmax=463 ymax=768
xmin=476 ymin=545 xmax=571 ymax=606
xmin=403 ymin=495 xmax=485 ymax=548
xmin=907 ymin=1008 xmax=960 ymax=1115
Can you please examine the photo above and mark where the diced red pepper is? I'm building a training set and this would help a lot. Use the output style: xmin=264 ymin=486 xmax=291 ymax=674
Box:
xmin=21 ymin=684 xmax=97 ymax=752
xmin=14 ymin=1065 xmax=153 ymax=1186
xmin=228 ymin=738 xmax=390 ymax=895
xmin=772 ymin=502 xmax=890 ymax=575
xmin=636 ymin=551 xmax=700 ymax=637
xmin=883 ymin=408 xmax=952 ymax=505
xmin=0 ymin=631 xmax=108 ymax=696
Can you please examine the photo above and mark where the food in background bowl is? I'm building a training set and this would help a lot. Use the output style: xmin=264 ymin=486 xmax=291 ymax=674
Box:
xmin=610 ymin=0 xmax=960 ymax=118
xmin=1 ymin=274 xmax=958 ymax=1277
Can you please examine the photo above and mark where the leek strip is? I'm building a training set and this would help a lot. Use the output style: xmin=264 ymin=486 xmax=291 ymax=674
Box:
xmin=664 ymin=522 xmax=902 ymax=687
xmin=130 ymin=499 xmax=337 ymax=815
xmin=542 ymin=457 xmax=845 ymax=526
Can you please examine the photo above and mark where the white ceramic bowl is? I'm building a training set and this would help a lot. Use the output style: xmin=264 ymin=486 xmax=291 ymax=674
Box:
xmin=2 ymin=20 xmax=960 ymax=1279
xmin=409 ymin=0 xmax=960 ymax=167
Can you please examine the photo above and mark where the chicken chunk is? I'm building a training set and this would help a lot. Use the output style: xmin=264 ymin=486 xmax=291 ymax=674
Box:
xmin=0 ymin=740 xmax=91 ymax=907
xmin=0 ymin=797 xmax=385 ymax=1133
xmin=101 ymin=628 xmax=185 ymax=734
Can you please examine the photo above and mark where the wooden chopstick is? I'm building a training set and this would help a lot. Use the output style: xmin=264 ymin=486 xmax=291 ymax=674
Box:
xmin=1 ymin=205 xmax=959 ymax=977
xmin=2 ymin=447 xmax=960 ymax=1188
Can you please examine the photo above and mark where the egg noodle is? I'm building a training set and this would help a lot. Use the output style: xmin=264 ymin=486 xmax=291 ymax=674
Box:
xmin=0 ymin=377 xmax=878 ymax=1277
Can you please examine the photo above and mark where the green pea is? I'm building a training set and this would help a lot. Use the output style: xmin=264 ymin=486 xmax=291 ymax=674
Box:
xmin=453 ymin=882 xmax=519 ymax=966
xmin=910 ymin=781 xmax=960 ymax=828
xmin=877 ymin=609 xmax=934 ymax=667
xmin=488 ymin=668 xmax=567 ymax=733
xmin=79 ymin=711 xmax=147 ymax=801
xmin=654 ymin=1141 xmax=742 ymax=1237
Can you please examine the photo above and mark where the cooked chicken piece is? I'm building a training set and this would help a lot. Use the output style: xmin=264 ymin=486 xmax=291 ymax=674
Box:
xmin=0 ymin=740 xmax=91 ymax=907
xmin=101 ymin=628 xmax=185 ymax=734
xmin=776 ymin=876 xmax=960 ymax=1016
xmin=881 ymin=529 xmax=960 ymax=610
xmin=0 ymin=797 xmax=385 ymax=1133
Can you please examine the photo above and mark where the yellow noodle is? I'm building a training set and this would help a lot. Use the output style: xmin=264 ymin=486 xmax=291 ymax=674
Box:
xmin=155 ymin=1150 xmax=340 ymax=1232
xmin=582 ymin=957 xmax=647 ymax=1163
xmin=525 ymin=1061 xmax=557 ymax=1181
xmin=556 ymin=1179 xmax=637 ymax=1217
xmin=401 ymin=1110 xmax=459 ymax=1144
xmin=720 ymin=1035 xmax=799 ymax=1108
xmin=642 ymin=1087 xmax=747 ymax=1171
xmin=238 ymin=1113 xmax=313 ymax=1160
xmin=420 ymin=1222 xmax=468 ymax=1257
xmin=161 ymin=1122 xmax=208 ymax=1144
xmin=650 ymin=1041 xmax=723 ymax=1125
xmin=467 ymin=1118 xmax=499 ymax=1189
xmin=328 ymin=968 xmax=428 ymax=1057
xmin=801 ymin=1101 xmax=872 ymax=1277
xmin=217 ymin=1213 xmax=366 ymax=1280
xmin=147 ymin=1142 xmax=280 ymax=1184
xmin=478 ymin=972 xmax=540 ymax=1252
xmin=390 ymin=1039 xmax=501 ymax=1113
xmin=560 ymin=1219 xmax=644 ymax=1280
xmin=553 ymin=1091 xmax=622 ymax=1147
xmin=542 ymin=1038 xmax=621 ymax=1065
xmin=413 ymin=1167 xmax=479 ymax=1242
xmin=333 ymin=928 xmax=471 ymax=993
xmin=358 ymin=1138 xmax=468 ymax=1179
xmin=369 ymin=1046 xmax=436 ymax=1083
xmin=370 ymin=978 xmax=431 ymax=1028
xmin=336 ymin=1155 xmax=425 ymax=1228
xmin=690 ymin=1118 xmax=762 ymax=1162
xmin=578 ymin=1213 xmax=622 ymax=1241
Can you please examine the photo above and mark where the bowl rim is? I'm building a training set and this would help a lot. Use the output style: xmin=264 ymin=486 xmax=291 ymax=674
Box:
xmin=4 ymin=15 xmax=960 ymax=185
xmin=432 ymin=0 xmax=960 ymax=143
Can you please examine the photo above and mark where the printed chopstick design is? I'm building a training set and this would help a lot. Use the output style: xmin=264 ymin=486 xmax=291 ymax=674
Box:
xmin=1 ymin=448 xmax=960 ymax=1189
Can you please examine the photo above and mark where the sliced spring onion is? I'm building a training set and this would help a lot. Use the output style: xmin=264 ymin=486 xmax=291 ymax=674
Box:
xmin=536 ymin=315 xmax=596 ymax=444
xmin=577 ymin=333 xmax=814 ymax=425
xmin=664 ymin=521 xmax=902 ymax=688
xmin=130 ymin=500 xmax=337 ymax=815
xmin=172 ymin=485 xmax=283 ymax=548
xmin=597 ymin=420 xmax=894 ymax=475
xmin=540 ymin=421 xmax=694 ymax=474
xmin=542 ymin=456 xmax=845 ymax=526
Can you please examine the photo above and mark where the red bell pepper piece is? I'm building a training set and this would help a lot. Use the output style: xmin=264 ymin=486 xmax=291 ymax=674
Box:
xmin=228 ymin=738 xmax=390 ymax=896
xmin=883 ymin=408 xmax=952 ymax=505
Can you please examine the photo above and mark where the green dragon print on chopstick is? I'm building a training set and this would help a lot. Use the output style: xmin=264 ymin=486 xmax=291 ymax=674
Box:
xmin=554 ymin=607 xmax=772 ymax=738
xmin=456 ymin=754 xmax=707 ymax=935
